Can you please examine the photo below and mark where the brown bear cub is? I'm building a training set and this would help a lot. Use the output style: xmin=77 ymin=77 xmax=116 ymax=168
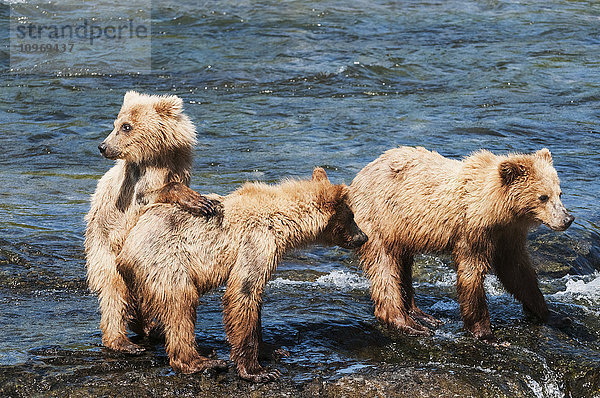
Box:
xmin=349 ymin=146 xmax=574 ymax=341
xmin=85 ymin=91 xmax=218 ymax=354
xmin=116 ymin=168 xmax=368 ymax=382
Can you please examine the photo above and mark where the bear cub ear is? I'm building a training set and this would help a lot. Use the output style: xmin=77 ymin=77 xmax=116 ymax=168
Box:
xmin=312 ymin=167 xmax=329 ymax=182
xmin=329 ymin=185 xmax=350 ymax=208
xmin=154 ymin=95 xmax=184 ymax=117
xmin=123 ymin=90 xmax=142 ymax=105
xmin=535 ymin=148 xmax=553 ymax=164
xmin=499 ymin=159 xmax=529 ymax=185
xmin=337 ymin=185 xmax=350 ymax=200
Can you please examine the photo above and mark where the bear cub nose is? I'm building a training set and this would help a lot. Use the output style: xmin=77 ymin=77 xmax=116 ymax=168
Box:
xmin=351 ymin=231 xmax=368 ymax=248
xmin=563 ymin=213 xmax=575 ymax=229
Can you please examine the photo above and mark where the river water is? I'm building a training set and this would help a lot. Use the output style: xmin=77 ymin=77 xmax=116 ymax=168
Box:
xmin=0 ymin=1 xmax=599 ymax=397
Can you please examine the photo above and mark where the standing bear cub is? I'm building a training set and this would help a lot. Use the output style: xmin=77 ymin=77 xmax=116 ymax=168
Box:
xmin=349 ymin=146 xmax=574 ymax=341
xmin=116 ymin=168 xmax=368 ymax=382
xmin=85 ymin=91 xmax=218 ymax=354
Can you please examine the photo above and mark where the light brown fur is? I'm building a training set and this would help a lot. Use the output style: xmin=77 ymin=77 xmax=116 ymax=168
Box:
xmin=85 ymin=91 xmax=217 ymax=354
xmin=349 ymin=146 xmax=574 ymax=340
xmin=116 ymin=168 xmax=367 ymax=382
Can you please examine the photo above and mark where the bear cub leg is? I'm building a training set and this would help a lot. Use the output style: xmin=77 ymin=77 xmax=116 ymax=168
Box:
xmin=154 ymin=277 xmax=227 ymax=374
xmin=410 ymin=298 xmax=443 ymax=327
xmin=154 ymin=182 xmax=222 ymax=218
xmin=223 ymin=254 xmax=282 ymax=383
xmin=164 ymin=309 xmax=228 ymax=374
xmin=401 ymin=254 xmax=442 ymax=327
xmin=492 ymin=248 xmax=550 ymax=322
xmin=256 ymin=317 xmax=290 ymax=361
xmin=366 ymin=245 xmax=432 ymax=335
xmin=455 ymin=253 xmax=494 ymax=342
xmin=223 ymin=297 xmax=282 ymax=383
xmin=98 ymin=270 xmax=145 ymax=354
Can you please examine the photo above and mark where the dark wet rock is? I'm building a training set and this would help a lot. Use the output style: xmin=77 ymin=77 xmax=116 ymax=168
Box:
xmin=327 ymin=366 xmax=530 ymax=398
xmin=1 ymin=356 xmax=597 ymax=398
xmin=2 ymin=320 xmax=600 ymax=398
xmin=529 ymin=228 xmax=600 ymax=277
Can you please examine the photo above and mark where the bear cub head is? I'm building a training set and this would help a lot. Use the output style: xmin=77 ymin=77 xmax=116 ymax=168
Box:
xmin=98 ymin=91 xmax=196 ymax=163
xmin=499 ymin=148 xmax=574 ymax=231
xmin=312 ymin=167 xmax=368 ymax=249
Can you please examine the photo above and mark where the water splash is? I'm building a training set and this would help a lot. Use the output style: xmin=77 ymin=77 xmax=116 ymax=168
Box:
xmin=552 ymin=272 xmax=600 ymax=312
xmin=269 ymin=270 xmax=369 ymax=291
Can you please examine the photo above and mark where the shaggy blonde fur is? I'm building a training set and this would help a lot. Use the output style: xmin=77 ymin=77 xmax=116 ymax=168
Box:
xmin=349 ymin=146 xmax=573 ymax=340
xmin=85 ymin=91 xmax=217 ymax=354
xmin=116 ymin=168 xmax=367 ymax=382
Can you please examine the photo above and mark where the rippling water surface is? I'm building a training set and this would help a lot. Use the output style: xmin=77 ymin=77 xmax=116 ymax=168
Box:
xmin=0 ymin=0 xmax=599 ymax=396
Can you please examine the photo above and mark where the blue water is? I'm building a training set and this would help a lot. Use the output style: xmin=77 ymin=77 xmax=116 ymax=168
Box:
xmin=0 ymin=1 xmax=599 ymax=396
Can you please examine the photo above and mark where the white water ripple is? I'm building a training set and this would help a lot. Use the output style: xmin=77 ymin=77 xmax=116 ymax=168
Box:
xmin=269 ymin=270 xmax=370 ymax=292
xmin=552 ymin=272 xmax=600 ymax=311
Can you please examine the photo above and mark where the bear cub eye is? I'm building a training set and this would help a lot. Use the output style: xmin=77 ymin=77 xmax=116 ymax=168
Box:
xmin=539 ymin=195 xmax=549 ymax=203
xmin=120 ymin=123 xmax=132 ymax=133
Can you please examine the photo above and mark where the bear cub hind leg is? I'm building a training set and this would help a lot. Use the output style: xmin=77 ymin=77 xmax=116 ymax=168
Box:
xmin=401 ymin=253 xmax=442 ymax=328
xmin=223 ymin=244 xmax=282 ymax=383
xmin=365 ymin=244 xmax=432 ymax=335
xmin=144 ymin=270 xmax=227 ymax=374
